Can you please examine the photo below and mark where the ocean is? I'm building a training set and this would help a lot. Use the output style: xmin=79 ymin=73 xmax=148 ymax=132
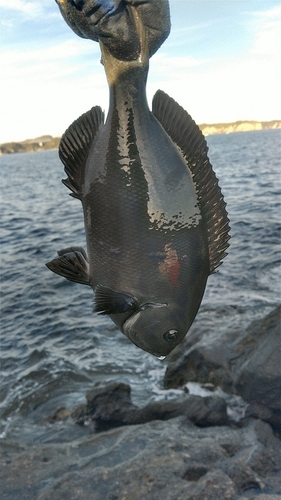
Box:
xmin=1 ymin=129 xmax=280 ymax=442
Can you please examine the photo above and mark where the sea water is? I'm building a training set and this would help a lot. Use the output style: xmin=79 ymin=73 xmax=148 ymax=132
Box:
xmin=1 ymin=129 xmax=280 ymax=441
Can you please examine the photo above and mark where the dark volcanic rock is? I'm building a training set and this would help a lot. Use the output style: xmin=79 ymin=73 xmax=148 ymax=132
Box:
xmin=233 ymin=307 xmax=281 ymax=410
xmin=0 ymin=418 xmax=280 ymax=500
xmin=164 ymin=306 xmax=281 ymax=431
xmin=44 ymin=407 xmax=71 ymax=423
xmin=72 ymin=382 xmax=136 ymax=428
xmin=71 ymin=381 xmax=228 ymax=431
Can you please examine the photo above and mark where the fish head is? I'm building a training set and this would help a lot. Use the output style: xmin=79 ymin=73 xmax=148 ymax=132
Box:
xmin=122 ymin=302 xmax=187 ymax=357
xmin=93 ymin=285 xmax=196 ymax=357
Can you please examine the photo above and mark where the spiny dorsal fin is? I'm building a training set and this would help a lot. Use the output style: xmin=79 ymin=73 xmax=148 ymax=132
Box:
xmin=59 ymin=107 xmax=104 ymax=199
xmin=46 ymin=247 xmax=90 ymax=286
xmin=152 ymin=90 xmax=230 ymax=274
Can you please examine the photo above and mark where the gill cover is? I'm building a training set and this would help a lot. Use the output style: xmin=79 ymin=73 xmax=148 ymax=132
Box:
xmin=123 ymin=304 xmax=185 ymax=357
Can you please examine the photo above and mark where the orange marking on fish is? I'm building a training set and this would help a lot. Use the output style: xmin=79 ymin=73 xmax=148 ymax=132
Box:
xmin=158 ymin=244 xmax=180 ymax=288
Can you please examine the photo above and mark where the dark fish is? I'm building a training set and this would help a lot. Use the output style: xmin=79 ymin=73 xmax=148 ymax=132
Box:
xmin=47 ymin=0 xmax=230 ymax=357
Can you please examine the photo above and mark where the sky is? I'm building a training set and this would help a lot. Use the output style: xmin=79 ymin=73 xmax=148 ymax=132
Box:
xmin=0 ymin=0 xmax=281 ymax=143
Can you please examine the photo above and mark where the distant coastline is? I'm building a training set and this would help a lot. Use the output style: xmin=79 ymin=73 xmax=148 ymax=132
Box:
xmin=1 ymin=120 xmax=280 ymax=155
xmin=0 ymin=135 xmax=60 ymax=156
xmin=200 ymin=119 xmax=281 ymax=137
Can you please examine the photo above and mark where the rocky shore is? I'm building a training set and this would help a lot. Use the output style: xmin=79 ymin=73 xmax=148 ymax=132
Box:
xmin=1 ymin=121 xmax=280 ymax=155
xmin=0 ymin=135 xmax=60 ymax=155
xmin=0 ymin=307 xmax=280 ymax=499
xmin=200 ymin=120 xmax=281 ymax=137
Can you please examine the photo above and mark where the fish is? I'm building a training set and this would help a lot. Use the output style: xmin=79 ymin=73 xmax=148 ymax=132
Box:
xmin=46 ymin=0 xmax=230 ymax=357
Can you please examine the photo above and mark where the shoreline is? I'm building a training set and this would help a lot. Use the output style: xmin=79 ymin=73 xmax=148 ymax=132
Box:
xmin=1 ymin=120 xmax=280 ymax=155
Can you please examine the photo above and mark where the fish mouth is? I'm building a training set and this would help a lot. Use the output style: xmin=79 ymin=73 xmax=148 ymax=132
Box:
xmin=123 ymin=312 xmax=161 ymax=355
xmin=125 ymin=316 xmax=171 ymax=357
xmin=127 ymin=320 xmax=181 ymax=358
xmin=132 ymin=332 xmax=165 ymax=358
xmin=122 ymin=301 xmax=175 ymax=356
xmin=129 ymin=320 xmax=162 ymax=343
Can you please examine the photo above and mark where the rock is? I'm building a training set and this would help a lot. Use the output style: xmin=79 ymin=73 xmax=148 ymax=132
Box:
xmin=44 ymin=407 xmax=71 ymax=423
xmin=185 ymin=469 xmax=237 ymax=499
xmin=72 ymin=382 xmax=136 ymax=429
xmin=71 ymin=381 xmax=228 ymax=431
xmin=164 ymin=306 xmax=281 ymax=431
xmin=0 ymin=136 xmax=60 ymax=154
xmin=238 ymin=496 xmax=281 ymax=500
xmin=200 ymin=120 xmax=281 ymax=136
xmin=0 ymin=417 xmax=280 ymax=499
xmin=142 ymin=393 xmax=228 ymax=427
xmin=233 ymin=307 xmax=281 ymax=411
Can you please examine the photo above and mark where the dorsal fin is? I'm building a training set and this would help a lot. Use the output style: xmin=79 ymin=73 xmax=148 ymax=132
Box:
xmin=59 ymin=106 xmax=104 ymax=199
xmin=152 ymin=90 xmax=230 ymax=274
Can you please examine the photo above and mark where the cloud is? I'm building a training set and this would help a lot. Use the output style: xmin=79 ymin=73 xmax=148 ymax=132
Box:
xmin=249 ymin=4 xmax=281 ymax=56
xmin=1 ymin=0 xmax=281 ymax=143
xmin=0 ymin=0 xmax=44 ymax=17
xmin=1 ymin=36 xmax=101 ymax=90
xmin=1 ymin=36 xmax=107 ymax=143
xmin=151 ymin=52 xmax=206 ymax=74
xmin=166 ymin=22 xmax=213 ymax=47
xmin=147 ymin=52 xmax=281 ymax=124
xmin=2 ymin=38 xmax=98 ymax=69
xmin=145 ymin=3 xmax=281 ymax=124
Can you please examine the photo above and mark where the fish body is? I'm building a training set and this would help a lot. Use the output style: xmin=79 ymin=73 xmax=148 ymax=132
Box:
xmin=47 ymin=1 xmax=230 ymax=356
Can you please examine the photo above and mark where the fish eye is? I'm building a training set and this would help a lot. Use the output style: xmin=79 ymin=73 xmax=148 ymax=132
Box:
xmin=164 ymin=329 xmax=178 ymax=343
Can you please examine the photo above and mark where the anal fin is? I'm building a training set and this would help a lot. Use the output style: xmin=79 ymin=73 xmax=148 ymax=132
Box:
xmin=46 ymin=247 xmax=90 ymax=286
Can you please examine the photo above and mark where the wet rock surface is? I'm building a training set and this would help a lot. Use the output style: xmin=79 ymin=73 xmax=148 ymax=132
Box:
xmin=71 ymin=381 xmax=229 ymax=430
xmin=164 ymin=306 xmax=281 ymax=432
xmin=1 ymin=308 xmax=280 ymax=499
xmin=0 ymin=417 xmax=280 ymax=500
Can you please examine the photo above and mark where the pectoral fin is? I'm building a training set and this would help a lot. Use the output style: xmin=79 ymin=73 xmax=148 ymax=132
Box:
xmin=46 ymin=247 xmax=90 ymax=286
xmin=94 ymin=285 xmax=139 ymax=315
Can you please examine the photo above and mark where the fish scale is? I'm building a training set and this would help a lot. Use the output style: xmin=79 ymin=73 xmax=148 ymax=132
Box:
xmin=47 ymin=0 xmax=230 ymax=356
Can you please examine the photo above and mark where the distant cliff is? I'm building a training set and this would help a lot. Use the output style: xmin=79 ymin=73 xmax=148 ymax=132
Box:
xmin=199 ymin=120 xmax=281 ymax=136
xmin=0 ymin=121 xmax=280 ymax=154
xmin=0 ymin=136 xmax=60 ymax=155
